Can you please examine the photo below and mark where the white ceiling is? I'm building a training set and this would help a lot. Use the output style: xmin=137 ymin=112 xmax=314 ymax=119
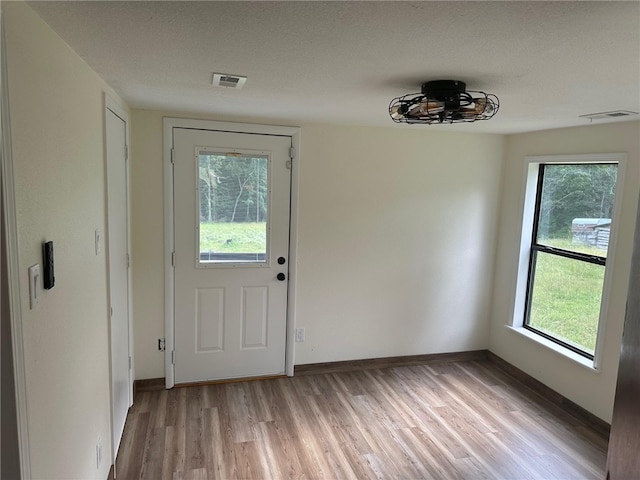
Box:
xmin=28 ymin=1 xmax=640 ymax=134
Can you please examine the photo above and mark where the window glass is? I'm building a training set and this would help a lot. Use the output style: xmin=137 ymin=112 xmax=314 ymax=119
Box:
xmin=528 ymin=251 xmax=604 ymax=355
xmin=535 ymin=164 xmax=617 ymax=258
xmin=198 ymin=153 xmax=268 ymax=264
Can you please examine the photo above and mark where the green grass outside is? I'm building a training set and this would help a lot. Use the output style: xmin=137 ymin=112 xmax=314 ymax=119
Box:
xmin=200 ymin=222 xmax=266 ymax=254
xmin=529 ymin=238 xmax=606 ymax=354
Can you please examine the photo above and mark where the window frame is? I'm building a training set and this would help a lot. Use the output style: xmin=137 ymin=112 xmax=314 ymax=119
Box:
xmin=511 ymin=154 xmax=627 ymax=370
xmin=523 ymin=163 xmax=613 ymax=360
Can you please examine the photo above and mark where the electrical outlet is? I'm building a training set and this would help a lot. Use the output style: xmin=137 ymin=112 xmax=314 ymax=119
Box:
xmin=295 ymin=328 xmax=305 ymax=342
xmin=96 ymin=438 xmax=102 ymax=469
xmin=158 ymin=338 xmax=166 ymax=351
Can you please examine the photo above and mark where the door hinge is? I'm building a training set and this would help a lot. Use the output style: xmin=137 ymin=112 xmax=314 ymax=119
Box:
xmin=128 ymin=356 xmax=132 ymax=370
xmin=289 ymin=146 xmax=295 ymax=159
xmin=171 ymin=251 xmax=176 ymax=267
xmin=170 ymin=148 xmax=175 ymax=164
xmin=171 ymin=350 xmax=176 ymax=365
xmin=110 ymin=307 xmax=113 ymax=317
xmin=125 ymin=144 xmax=129 ymax=161
xmin=126 ymin=253 xmax=130 ymax=269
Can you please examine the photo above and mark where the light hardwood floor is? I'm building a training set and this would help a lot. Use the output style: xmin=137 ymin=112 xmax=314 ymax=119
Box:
xmin=116 ymin=359 xmax=607 ymax=479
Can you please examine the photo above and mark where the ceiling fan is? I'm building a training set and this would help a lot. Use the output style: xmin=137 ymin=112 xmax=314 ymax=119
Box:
xmin=389 ymin=80 xmax=499 ymax=125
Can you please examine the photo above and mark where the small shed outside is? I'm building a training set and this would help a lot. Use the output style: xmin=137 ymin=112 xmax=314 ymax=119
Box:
xmin=572 ymin=218 xmax=611 ymax=251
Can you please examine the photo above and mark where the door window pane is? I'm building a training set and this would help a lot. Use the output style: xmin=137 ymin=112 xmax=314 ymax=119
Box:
xmin=198 ymin=153 xmax=268 ymax=264
xmin=528 ymin=251 xmax=604 ymax=355
xmin=535 ymin=164 xmax=617 ymax=257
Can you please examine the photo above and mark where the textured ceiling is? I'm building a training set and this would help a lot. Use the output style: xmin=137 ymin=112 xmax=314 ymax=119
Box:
xmin=28 ymin=1 xmax=640 ymax=134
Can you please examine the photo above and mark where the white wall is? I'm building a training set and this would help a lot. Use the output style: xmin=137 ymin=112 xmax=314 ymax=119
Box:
xmin=131 ymin=109 xmax=504 ymax=378
xmin=293 ymin=125 xmax=503 ymax=364
xmin=5 ymin=3 xmax=128 ymax=478
xmin=490 ymin=121 xmax=640 ymax=423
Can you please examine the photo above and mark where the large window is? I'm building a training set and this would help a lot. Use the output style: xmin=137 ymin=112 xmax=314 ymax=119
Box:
xmin=523 ymin=162 xmax=619 ymax=360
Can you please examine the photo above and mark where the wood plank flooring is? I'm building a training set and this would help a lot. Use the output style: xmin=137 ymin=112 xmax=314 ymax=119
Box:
xmin=116 ymin=359 xmax=608 ymax=479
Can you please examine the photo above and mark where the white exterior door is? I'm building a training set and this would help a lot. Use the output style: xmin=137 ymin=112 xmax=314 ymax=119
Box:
xmin=172 ymin=127 xmax=292 ymax=383
xmin=105 ymin=105 xmax=132 ymax=459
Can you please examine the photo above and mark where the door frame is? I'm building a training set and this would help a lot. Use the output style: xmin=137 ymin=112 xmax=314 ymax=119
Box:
xmin=1 ymin=9 xmax=32 ymax=478
xmin=163 ymin=118 xmax=301 ymax=389
xmin=104 ymin=94 xmax=133 ymax=462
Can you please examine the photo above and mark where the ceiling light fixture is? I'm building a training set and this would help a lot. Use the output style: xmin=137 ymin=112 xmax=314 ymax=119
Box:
xmin=389 ymin=80 xmax=499 ymax=124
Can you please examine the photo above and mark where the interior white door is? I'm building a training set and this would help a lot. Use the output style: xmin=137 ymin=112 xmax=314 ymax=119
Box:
xmin=106 ymin=107 xmax=131 ymax=459
xmin=173 ymin=128 xmax=291 ymax=383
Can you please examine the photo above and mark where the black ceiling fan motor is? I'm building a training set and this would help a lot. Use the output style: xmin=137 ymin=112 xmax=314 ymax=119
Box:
xmin=422 ymin=80 xmax=466 ymax=110
xmin=421 ymin=80 xmax=466 ymax=98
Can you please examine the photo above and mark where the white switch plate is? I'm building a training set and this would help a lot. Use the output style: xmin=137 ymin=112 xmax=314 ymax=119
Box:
xmin=95 ymin=229 xmax=102 ymax=255
xmin=28 ymin=264 xmax=40 ymax=309
xmin=295 ymin=327 xmax=305 ymax=342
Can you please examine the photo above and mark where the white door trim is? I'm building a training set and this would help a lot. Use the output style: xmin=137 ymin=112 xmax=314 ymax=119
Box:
xmin=1 ymin=10 xmax=32 ymax=478
xmin=163 ymin=118 xmax=300 ymax=388
xmin=105 ymin=95 xmax=133 ymax=401
xmin=104 ymin=94 xmax=133 ymax=465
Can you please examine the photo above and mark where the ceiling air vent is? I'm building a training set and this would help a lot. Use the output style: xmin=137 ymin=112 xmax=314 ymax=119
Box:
xmin=579 ymin=110 xmax=638 ymax=121
xmin=212 ymin=73 xmax=247 ymax=89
